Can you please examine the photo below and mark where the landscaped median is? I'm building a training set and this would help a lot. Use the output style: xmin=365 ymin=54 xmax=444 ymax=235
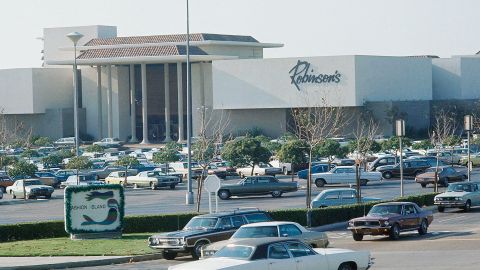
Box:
xmin=0 ymin=193 xmax=437 ymax=256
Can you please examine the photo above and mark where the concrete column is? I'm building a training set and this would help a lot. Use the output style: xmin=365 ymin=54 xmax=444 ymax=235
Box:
xmin=177 ymin=62 xmax=184 ymax=142
xmin=107 ymin=65 xmax=113 ymax=138
xmin=140 ymin=63 xmax=149 ymax=144
xmin=164 ymin=64 xmax=172 ymax=142
xmin=96 ymin=65 xmax=103 ymax=139
xmin=129 ymin=64 xmax=138 ymax=142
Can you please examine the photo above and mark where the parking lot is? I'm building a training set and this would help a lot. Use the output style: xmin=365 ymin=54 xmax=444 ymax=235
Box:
xmin=2 ymin=169 xmax=480 ymax=224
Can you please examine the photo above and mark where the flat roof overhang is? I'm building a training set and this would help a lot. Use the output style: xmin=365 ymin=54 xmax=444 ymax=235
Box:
xmin=46 ymin=55 xmax=239 ymax=65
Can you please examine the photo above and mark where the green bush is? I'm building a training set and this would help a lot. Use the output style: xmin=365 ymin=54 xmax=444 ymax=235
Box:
xmin=0 ymin=193 xmax=437 ymax=242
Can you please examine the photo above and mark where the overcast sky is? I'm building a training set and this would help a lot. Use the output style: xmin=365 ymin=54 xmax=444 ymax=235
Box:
xmin=1 ymin=0 xmax=479 ymax=69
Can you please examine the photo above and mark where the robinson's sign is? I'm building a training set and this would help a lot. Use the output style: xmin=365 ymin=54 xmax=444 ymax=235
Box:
xmin=289 ymin=60 xmax=342 ymax=91
xmin=64 ymin=184 xmax=124 ymax=237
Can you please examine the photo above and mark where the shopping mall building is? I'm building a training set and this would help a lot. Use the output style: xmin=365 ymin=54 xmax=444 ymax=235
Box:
xmin=0 ymin=25 xmax=479 ymax=142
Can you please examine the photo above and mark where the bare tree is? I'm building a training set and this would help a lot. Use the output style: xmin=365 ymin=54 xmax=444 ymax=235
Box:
xmin=0 ymin=110 xmax=33 ymax=171
xmin=351 ymin=115 xmax=380 ymax=202
xmin=430 ymin=109 xmax=458 ymax=192
xmin=289 ymin=96 xmax=350 ymax=225
xmin=193 ymin=106 xmax=230 ymax=212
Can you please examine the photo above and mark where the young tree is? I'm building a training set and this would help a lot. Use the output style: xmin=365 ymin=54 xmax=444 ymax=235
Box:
xmin=41 ymin=154 xmax=62 ymax=169
xmin=381 ymin=137 xmax=413 ymax=161
xmin=85 ymin=144 xmax=105 ymax=153
xmin=0 ymin=155 xmax=17 ymax=173
xmin=315 ymin=139 xmax=342 ymax=168
xmin=289 ymin=96 xmax=350 ymax=218
xmin=9 ymin=160 xmax=37 ymax=200
xmin=115 ymin=156 xmax=140 ymax=186
xmin=20 ymin=149 xmax=40 ymax=161
xmin=222 ymin=137 xmax=272 ymax=176
xmin=32 ymin=137 xmax=52 ymax=147
xmin=412 ymin=139 xmax=433 ymax=150
xmin=153 ymin=149 xmax=180 ymax=174
xmin=430 ymin=109 xmax=458 ymax=192
xmin=277 ymin=139 xmax=308 ymax=181
xmin=66 ymin=156 xmax=93 ymax=185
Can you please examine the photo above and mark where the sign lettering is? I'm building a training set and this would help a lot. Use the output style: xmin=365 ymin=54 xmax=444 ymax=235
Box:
xmin=289 ymin=60 xmax=341 ymax=91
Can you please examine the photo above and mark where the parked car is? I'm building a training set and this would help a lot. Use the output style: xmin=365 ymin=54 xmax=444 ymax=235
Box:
xmin=93 ymin=137 xmax=124 ymax=148
xmin=201 ymin=221 xmax=329 ymax=258
xmin=169 ymin=238 xmax=371 ymax=270
xmin=310 ymin=188 xmax=381 ymax=208
xmin=153 ymin=167 xmax=184 ymax=183
xmin=434 ymin=182 xmax=480 ymax=212
xmin=415 ymin=166 xmax=467 ymax=188
xmin=129 ymin=163 xmax=158 ymax=173
xmin=53 ymin=137 xmax=82 ymax=147
xmin=311 ymin=166 xmax=382 ymax=187
xmin=53 ymin=169 xmax=76 ymax=182
xmin=368 ymin=156 xmax=398 ymax=171
xmin=236 ymin=163 xmax=282 ymax=178
xmin=6 ymin=179 xmax=54 ymax=199
xmin=217 ymin=175 xmax=298 ymax=200
xmin=0 ymin=175 xmax=14 ymax=193
xmin=210 ymin=161 xmax=237 ymax=177
xmin=127 ymin=171 xmax=180 ymax=190
xmin=331 ymin=158 xmax=355 ymax=166
xmin=60 ymin=174 xmax=104 ymax=188
xmin=347 ymin=202 xmax=433 ymax=241
xmin=203 ymin=164 xmax=228 ymax=179
xmin=426 ymin=150 xmax=461 ymax=164
xmin=407 ymin=156 xmax=448 ymax=167
xmin=269 ymin=159 xmax=308 ymax=175
xmin=90 ymin=165 xmax=137 ymax=179
xmin=104 ymin=171 xmax=137 ymax=185
xmin=148 ymin=208 xmax=272 ymax=260
xmin=34 ymin=171 xmax=60 ymax=188
xmin=169 ymin=162 xmax=203 ymax=179
xmin=376 ymin=159 xmax=431 ymax=179
xmin=297 ymin=164 xmax=334 ymax=180
xmin=460 ymin=153 xmax=480 ymax=167
xmin=0 ymin=188 xmax=3 ymax=199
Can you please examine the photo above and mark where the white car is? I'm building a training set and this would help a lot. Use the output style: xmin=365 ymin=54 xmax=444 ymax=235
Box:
xmin=311 ymin=166 xmax=382 ymax=187
xmin=93 ymin=138 xmax=124 ymax=148
xmin=170 ymin=238 xmax=371 ymax=270
xmin=61 ymin=174 xmax=104 ymax=188
xmin=6 ymin=179 xmax=54 ymax=199
xmin=127 ymin=171 xmax=179 ymax=190
xmin=236 ymin=162 xmax=282 ymax=178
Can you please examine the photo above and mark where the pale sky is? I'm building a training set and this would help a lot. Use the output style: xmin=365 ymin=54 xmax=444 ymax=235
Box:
xmin=0 ymin=0 xmax=479 ymax=69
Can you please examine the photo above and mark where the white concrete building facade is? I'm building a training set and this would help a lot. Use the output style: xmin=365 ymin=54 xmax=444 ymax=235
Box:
xmin=0 ymin=25 xmax=479 ymax=141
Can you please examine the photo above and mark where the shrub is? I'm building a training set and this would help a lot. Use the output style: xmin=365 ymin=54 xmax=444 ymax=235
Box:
xmin=33 ymin=137 xmax=52 ymax=146
xmin=85 ymin=144 xmax=105 ymax=153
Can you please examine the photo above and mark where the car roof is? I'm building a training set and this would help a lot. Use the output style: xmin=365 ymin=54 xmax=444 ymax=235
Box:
xmin=194 ymin=209 xmax=267 ymax=218
xmin=226 ymin=237 xmax=300 ymax=247
xmin=321 ymin=188 xmax=355 ymax=193
xmin=374 ymin=202 xmax=416 ymax=206
xmin=241 ymin=221 xmax=298 ymax=227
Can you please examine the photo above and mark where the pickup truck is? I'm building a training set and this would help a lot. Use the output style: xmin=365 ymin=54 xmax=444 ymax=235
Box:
xmin=311 ymin=166 xmax=382 ymax=187
xmin=217 ymin=175 xmax=298 ymax=200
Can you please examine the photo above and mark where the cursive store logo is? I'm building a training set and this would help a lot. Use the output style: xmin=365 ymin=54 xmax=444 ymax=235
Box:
xmin=289 ymin=60 xmax=341 ymax=91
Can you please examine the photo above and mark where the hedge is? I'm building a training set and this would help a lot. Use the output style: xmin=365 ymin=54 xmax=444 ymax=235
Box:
xmin=0 ymin=193 xmax=437 ymax=242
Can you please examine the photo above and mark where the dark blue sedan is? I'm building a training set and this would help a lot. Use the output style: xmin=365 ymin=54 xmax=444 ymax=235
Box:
xmin=297 ymin=164 xmax=333 ymax=179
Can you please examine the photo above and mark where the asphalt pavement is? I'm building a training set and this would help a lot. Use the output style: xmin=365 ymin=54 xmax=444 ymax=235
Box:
xmin=1 ymin=169 xmax=479 ymax=224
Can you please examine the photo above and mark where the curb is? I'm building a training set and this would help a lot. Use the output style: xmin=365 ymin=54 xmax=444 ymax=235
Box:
xmin=311 ymin=221 xmax=347 ymax=232
xmin=0 ymin=253 xmax=163 ymax=270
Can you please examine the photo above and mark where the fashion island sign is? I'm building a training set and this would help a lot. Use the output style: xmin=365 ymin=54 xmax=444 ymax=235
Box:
xmin=289 ymin=60 xmax=342 ymax=91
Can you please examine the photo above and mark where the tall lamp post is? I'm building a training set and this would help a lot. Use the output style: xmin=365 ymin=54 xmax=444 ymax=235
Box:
xmin=465 ymin=115 xmax=473 ymax=181
xmin=185 ymin=0 xmax=194 ymax=205
xmin=396 ymin=119 xmax=405 ymax=197
xmin=67 ymin=32 xmax=83 ymax=157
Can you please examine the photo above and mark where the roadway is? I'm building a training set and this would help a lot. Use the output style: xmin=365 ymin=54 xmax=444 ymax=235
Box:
xmin=1 ymin=169 xmax=479 ymax=224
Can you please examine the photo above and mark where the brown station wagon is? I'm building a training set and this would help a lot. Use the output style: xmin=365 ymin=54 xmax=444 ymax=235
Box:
xmin=148 ymin=208 xmax=272 ymax=260
xmin=0 ymin=175 xmax=14 ymax=193
xmin=347 ymin=202 xmax=433 ymax=241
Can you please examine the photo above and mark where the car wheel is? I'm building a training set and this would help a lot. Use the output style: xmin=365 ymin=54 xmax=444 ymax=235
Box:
xmin=191 ymin=241 xmax=208 ymax=260
xmin=359 ymin=179 xmax=368 ymax=186
xmin=0 ymin=187 xmax=5 ymax=193
xmin=437 ymin=206 xmax=445 ymax=212
xmin=283 ymin=167 xmax=288 ymax=175
xmin=12 ymin=192 xmax=16 ymax=199
xmin=133 ymin=183 xmax=139 ymax=189
xmin=463 ymin=200 xmax=471 ymax=212
xmin=26 ymin=194 xmax=31 ymax=200
xmin=170 ymin=184 xmax=176 ymax=190
xmin=461 ymin=174 xmax=467 ymax=180
xmin=271 ymin=190 xmax=283 ymax=198
xmin=420 ymin=183 xmax=427 ymax=188
xmin=239 ymin=172 xmax=244 ymax=178
xmin=150 ymin=182 xmax=156 ymax=190
xmin=352 ymin=233 xmax=364 ymax=241
xmin=441 ymin=178 xmax=449 ymax=187
xmin=162 ymin=250 xmax=177 ymax=260
xmin=338 ymin=262 xmax=355 ymax=270
xmin=383 ymin=172 xmax=393 ymax=179
xmin=389 ymin=224 xmax=400 ymax=240
xmin=315 ymin=179 xmax=326 ymax=188
xmin=218 ymin=189 xmax=230 ymax=200
xmin=418 ymin=219 xmax=428 ymax=235
xmin=414 ymin=170 xmax=422 ymax=176
xmin=45 ymin=194 xmax=52 ymax=199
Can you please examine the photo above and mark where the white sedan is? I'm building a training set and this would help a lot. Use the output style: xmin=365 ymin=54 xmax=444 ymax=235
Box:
xmin=170 ymin=238 xmax=371 ymax=270
xmin=311 ymin=166 xmax=382 ymax=187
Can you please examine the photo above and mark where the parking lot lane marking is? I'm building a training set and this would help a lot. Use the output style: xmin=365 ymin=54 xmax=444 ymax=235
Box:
xmin=436 ymin=215 xmax=471 ymax=223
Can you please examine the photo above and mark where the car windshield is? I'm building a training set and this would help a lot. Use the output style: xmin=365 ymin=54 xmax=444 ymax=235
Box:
xmin=25 ymin=180 xmax=42 ymax=186
xmin=184 ymin=217 xmax=218 ymax=230
xmin=213 ymin=245 xmax=253 ymax=260
xmin=447 ymin=184 xmax=473 ymax=192
xmin=368 ymin=205 xmax=402 ymax=216
xmin=232 ymin=226 xmax=279 ymax=239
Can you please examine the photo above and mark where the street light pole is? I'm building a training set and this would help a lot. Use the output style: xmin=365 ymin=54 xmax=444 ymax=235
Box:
xmin=396 ymin=119 xmax=405 ymax=197
xmin=465 ymin=115 xmax=473 ymax=182
xmin=185 ymin=0 xmax=194 ymax=205
xmin=67 ymin=32 xmax=84 ymax=157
